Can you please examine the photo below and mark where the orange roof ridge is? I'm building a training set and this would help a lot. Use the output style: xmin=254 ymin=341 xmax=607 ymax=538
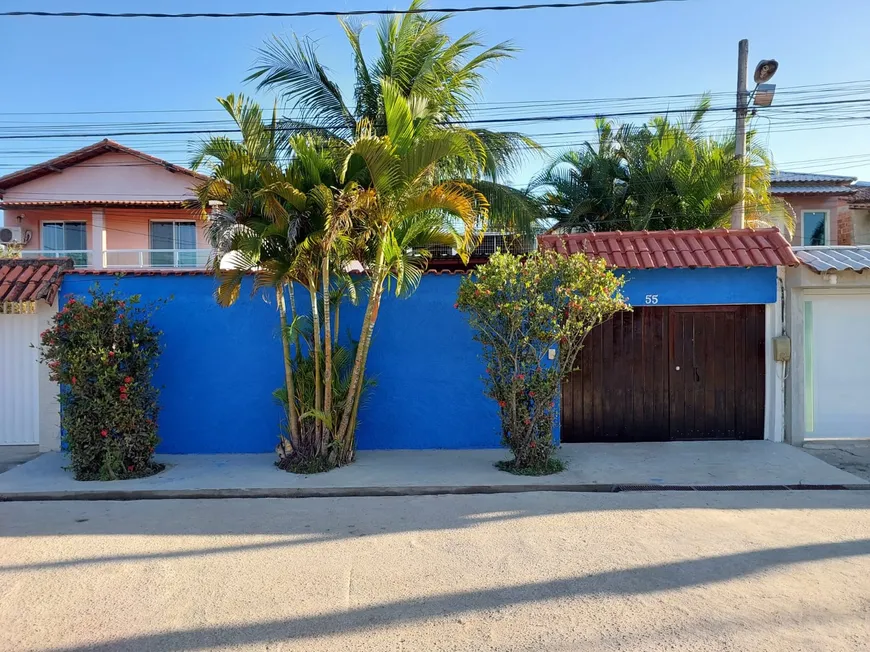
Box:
xmin=538 ymin=228 xmax=798 ymax=269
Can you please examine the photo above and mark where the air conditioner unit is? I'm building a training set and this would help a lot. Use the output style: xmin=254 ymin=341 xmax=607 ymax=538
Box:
xmin=0 ymin=226 xmax=23 ymax=244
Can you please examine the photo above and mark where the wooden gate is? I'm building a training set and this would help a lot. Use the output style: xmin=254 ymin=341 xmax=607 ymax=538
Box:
xmin=561 ymin=305 xmax=765 ymax=442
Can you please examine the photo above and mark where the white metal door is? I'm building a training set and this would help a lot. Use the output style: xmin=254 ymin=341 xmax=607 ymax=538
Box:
xmin=805 ymin=291 xmax=870 ymax=439
xmin=0 ymin=312 xmax=40 ymax=445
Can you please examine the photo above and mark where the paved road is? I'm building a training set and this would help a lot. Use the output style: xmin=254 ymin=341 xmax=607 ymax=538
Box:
xmin=1 ymin=492 xmax=870 ymax=651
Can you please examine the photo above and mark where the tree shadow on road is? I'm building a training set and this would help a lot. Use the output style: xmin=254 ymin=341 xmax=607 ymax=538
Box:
xmin=41 ymin=537 xmax=870 ymax=652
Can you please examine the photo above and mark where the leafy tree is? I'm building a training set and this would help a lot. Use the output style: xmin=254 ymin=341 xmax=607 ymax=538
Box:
xmin=38 ymin=286 xmax=164 ymax=481
xmin=247 ymin=0 xmax=542 ymax=234
xmin=457 ymin=250 xmax=627 ymax=474
xmin=532 ymin=98 xmax=794 ymax=234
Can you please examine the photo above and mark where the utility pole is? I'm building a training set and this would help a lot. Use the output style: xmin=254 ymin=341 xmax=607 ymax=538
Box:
xmin=732 ymin=38 xmax=750 ymax=229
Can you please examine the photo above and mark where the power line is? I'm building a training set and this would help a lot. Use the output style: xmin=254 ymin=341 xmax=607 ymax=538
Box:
xmin=3 ymin=97 xmax=870 ymax=141
xmin=0 ymin=0 xmax=692 ymax=20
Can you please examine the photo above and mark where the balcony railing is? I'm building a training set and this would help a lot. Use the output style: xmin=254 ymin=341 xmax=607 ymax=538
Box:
xmin=104 ymin=249 xmax=213 ymax=269
xmin=20 ymin=249 xmax=213 ymax=269
xmin=423 ymin=233 xmax=537 ymax=259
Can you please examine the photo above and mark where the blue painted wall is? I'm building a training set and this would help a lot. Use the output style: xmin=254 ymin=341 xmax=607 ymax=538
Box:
xmin=60 ymin=266 xmax=776 ymax=453
xmin=60 ymin=274 xmax=499 ymax=453
xmin=619 ymin=267 xmax=777 ymax=306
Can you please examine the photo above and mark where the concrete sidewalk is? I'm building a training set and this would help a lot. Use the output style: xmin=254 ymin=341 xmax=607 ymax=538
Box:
xmin=0 ymin=441 xmax=865 ymax=500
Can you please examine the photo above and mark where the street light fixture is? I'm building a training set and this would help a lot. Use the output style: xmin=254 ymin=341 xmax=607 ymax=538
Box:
xmin=732 ymin=42 xmax=780 ymax=229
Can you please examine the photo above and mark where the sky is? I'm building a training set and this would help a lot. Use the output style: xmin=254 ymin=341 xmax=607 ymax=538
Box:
xmin=1 ymin=0 xmax=870 ymax=186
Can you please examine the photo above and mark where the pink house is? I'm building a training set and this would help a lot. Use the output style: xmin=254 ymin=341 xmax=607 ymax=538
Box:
xmin=0 ymin=140 xmax=213 ymax=268
xmin=770 ymin=171 xmax=859 ymax=246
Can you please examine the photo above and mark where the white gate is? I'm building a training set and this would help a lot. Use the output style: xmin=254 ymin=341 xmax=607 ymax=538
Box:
xmin=0 ymin=312 xmax=40 ymax=445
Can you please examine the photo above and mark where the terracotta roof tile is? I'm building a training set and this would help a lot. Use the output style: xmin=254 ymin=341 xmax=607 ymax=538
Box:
xmin=537 ymin=228 xmax=799 ymax=269
xmin=0 ymin=258 xmax=73 ymax=304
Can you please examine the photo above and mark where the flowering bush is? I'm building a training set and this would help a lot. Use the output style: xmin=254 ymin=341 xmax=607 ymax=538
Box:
xmin=457 ymin=250 xmax=628 ymax=474
xmin=38 ymin=285 xmax=165 ymax=480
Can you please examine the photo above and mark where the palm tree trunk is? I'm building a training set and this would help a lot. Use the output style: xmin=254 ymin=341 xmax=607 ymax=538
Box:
xmin=288 ymin=282 xmax=301 ymax=361
xmin=321 ymin=256 xmax=333 ymax=457
xmin=276 ymin=283 xmax=301 ymax=451
xmin=335 ymin=248 xmax=385 ymax=452
xmin=309 ymin=280 xmax=324 ymax=454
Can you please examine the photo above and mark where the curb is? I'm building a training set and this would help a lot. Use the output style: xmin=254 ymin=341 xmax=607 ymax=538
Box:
xmin=2 ymin=482 xmax=870 ymax=501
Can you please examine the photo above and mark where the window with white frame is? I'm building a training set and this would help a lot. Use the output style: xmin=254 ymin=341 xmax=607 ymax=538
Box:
xmin=802 ymin=211 xmax=828 ymax=246
xmin=149 ymin=221 xmax=197 ymax=267
xmin=42 ymin=222 xmax=87 ymax=266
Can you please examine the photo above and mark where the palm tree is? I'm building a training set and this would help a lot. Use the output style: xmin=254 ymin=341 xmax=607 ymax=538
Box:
xmin=191 ymin=94 xmax=320 ymax=454
xmin=533 ymin=97 xmax=794 ymax=235
xmin=193 ymin=82 xmax=486 ymax=467
xmin=246 ymin=0 xmax=542 ymax=234
xmin=326 ymin=81 xmax=488 ymax=462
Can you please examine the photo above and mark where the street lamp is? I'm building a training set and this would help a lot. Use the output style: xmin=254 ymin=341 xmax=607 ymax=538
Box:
xmin=732 ymin=42 xmax=779 ymax=229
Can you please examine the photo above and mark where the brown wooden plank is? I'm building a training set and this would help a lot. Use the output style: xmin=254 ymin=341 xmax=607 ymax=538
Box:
xmin=659 ymin=308 xmax=670 ymax=439
xmin=611 ymin=312 xmax=625 ymax=439
xmin=579 ymin=332 xmax=594 ymax=440
xmin=744 ymin=306 xmax=759 ymax=439
xmin=668 ymin=308 xmax=683 ymax=440
xmin=631 ymin=309 xmax=644 ymax=440
xmin=593 ymin=316 xmax=606 ymax=440
xmin=703 ymin=311 xmax=717 ymax=437
xmin=751 ymin=304 xmax=766 ymax=438
xmin=723 ymin=310 xmax=736 ymax=438
xmin=684 ymin=312 xmax=697 ymax=439
xmin=734 ymin=305 xmax=747 ymax=438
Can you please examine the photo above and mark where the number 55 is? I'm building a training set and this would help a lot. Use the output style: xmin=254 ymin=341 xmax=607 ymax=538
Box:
xmin=645 ymin=294 xmax=659 ymax=305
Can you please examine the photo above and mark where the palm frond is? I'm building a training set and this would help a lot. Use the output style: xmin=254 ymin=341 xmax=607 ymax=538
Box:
xmin=248 ymin=34 xmax=357 ymax=137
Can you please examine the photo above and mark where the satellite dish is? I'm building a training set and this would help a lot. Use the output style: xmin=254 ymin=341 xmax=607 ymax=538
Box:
xmin=754 ymin=59 xmax=779 ymax=84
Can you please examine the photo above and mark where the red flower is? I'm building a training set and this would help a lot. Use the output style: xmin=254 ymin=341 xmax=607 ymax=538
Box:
xmin=498 ymin=400 xmax=506 ymax=408
xmin=124 ymin=376 xmax=133 ymax=384
xmin=127 ymin=465 xmax=134 ymax=472
xmin=453 ymin=303 xmax=459 ymax=309
xmin=119 ymin=394 xmax=128 ymax=401
xmin=529 ymin=441 xmax=536 ymax=448
xmin=529 ymin=391 xmax=536 ymax=397
xmin=119 ymin=302 xmax=126 ymax=309
xmin=71 ymin=376 xmax=77 ymax=385
xmin=516 ymin=374 xmax=525 ymax=381
xmin=108 ymin=351 xmax=115 ymax=357
xmin=524 ymin=417 xmax=531 ymax=425
xmin=67 ymin=299 xmax=76 ymax=305
xmin=100 ymin=430 xmax=108 ymax=437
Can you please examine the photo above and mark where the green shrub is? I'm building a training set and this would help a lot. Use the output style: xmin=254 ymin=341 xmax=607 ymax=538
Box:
xmin=38 ymin=285 xmax=165 ymax=481
xmin=457 ymin=250 xmax=628 ymax=474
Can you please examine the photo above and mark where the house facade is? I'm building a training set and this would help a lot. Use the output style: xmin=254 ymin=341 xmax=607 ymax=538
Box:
xmin=770 ymin=171 xmax=858 ymax=246
xmin=785 ymin=246 xmax=870 ymax=443
xmin=0 ymin=140 xmax=212 ymax=269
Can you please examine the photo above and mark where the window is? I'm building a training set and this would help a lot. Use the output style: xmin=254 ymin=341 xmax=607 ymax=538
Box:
xmin=42 ymin=222 xmax=87 ymax=266
xmin=149 ymin=221 xmax=197 ymax=267
xmin=802 ymin=211 xmax=827 ymax=246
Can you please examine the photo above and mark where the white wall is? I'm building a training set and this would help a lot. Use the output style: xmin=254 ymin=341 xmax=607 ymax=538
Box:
xmin=0 ymin=300 xmax=58 ymax=449
xmin=785 ymin=266 xmax=870 ymax=444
